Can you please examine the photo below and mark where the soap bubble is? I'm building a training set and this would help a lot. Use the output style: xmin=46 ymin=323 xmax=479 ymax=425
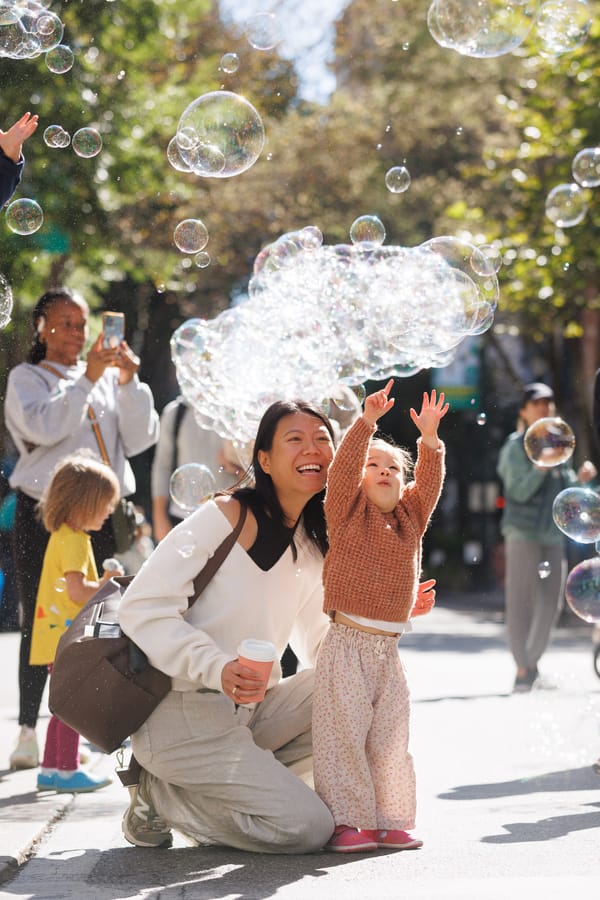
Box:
xmin=545 ymin=183 xmax=587 ymax=227
xmin=220 ymin=52 xmax=239 ymax=73
xmin=169 ymin=463 xmax=216 ymax=510
xmin=535 ymin=0 xmax=592 ymax=55
xmin=173 ymin=219 xmax=209 ymax=254
xmin=176 ymin=91 xmax=265 ymax=178
xmin=523 ymin=417 xmax=575 ymax=467
xmin=476 ymin=412 xmax=487 ymax=426
xmin=385 ymin=166 xmax=411 ymax=193
xmin=0 ymin=272 xmax=13 ymax=328
xmin=72 ymin=127 xmax=102 ymax=158
xmin=572 ymin=147 xmax=600 ymax=188
xmin=194 ymin=251 xmax=211 ymax=268
xmin=565 ymin=556 xmax=600 ymax=622
xmin=245 ymin=12 xmax=281 ymax=50
xmin=552 ymin=487 xmax=600 ymax=543
xmin=167 ymin=136 xmax=192 ymax=172
xmin=54 ymin=577 xmax=67 ymax=593
xmin=173 ymin=529 xmax=196 ymax=559
xmin=471 ymin=244 xmax=502 ymax=275
xmin=538 ymin=560 xmax=552 ymax=579
xmin=45 ymin=44 xmax=74 ymax=73
xmin=427 ymin=0 xmax=537 ymax=58
xmin=43 ymin=124 xmax=70 ymax=148
xmin=349 ymin=215 xmax=386 ymax=247
xmin=5 ymin=199 xmax=43 ymax=235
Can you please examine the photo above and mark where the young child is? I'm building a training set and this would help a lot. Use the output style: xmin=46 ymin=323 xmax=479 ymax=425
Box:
xmin=29 ymin=452 xmax=121 ymax=793
xmin=313 ymin=380 xmax=448 ymax=853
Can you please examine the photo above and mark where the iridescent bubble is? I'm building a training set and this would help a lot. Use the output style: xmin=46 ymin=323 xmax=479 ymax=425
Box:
xmin=427 ymin=0 xmax=537 ymax=59
xmin=173 ymin=219 xmax=209 ymax=254
xmin=471 ymin=244 xmax=502 ymax=275
xmin=45 ymin=43 xmax=74 ymax=74
xmin=245 ymin=12 xmax=281 ymax=50
xmin=72 ymin=127 xmax=102 ymax=158
xmin=545 ymin=183 xmax=587 ymax=227
xmin=173 ymin=529 xmax=196 ymax=559
xmin=565 ymin=556 xmax=600 ymax=622
xmin=476 ymin=412 xmax=487 ymax=426
xmin=299 ymin=226 xmax=323 ymax=250
xmin=552 ymin=487 xmax=600 ymax=543
xmin=572 ymin=147 xmax=600 ymax=188
xmin=0 ymin=271 xmax=13 ymax=328
xmin=329 ymin=384 xmax=363 ymax=413
xmin=35 ymin=11 xmax=64 ymax=50
xmin=538 ymin=560 xmax=551 ymax=579
xmin=167 ymin=136 xmax=193 ymax=172
xmin=177 ymin=91 xmax=265 ymax=178
xmin=43 ymin=124 xmax=70 ymax=148
xmin=194 ymin=251 xmax=211 ymax=268
xmin=535 ymin=0 xmax=592 ymax=55
xmin=5 ymin=198 xmax=43 ymax=235
xmin=220 ymin=52 xmax=239 ymax=74
xmin=54 ymin=577 xmax=67 ymax=593
xmin=349 ymin=215 xmax=386 ymax=247
xmin=169 ymin=463 xmax=216 ymax=510
xmin=385 ymin=166 xmax=411 ymax=193
xmin=524 ymin=417 xmax=575 ymax=467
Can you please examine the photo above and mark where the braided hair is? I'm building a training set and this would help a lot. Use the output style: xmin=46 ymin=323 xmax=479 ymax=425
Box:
xmin=28 ymin=287 xmax=86 ymax=364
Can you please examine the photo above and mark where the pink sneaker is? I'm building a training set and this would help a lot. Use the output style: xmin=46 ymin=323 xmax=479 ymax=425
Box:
xmin=377 ymin=829 xmax=423 ymax=850
xmin=325 ymin=825 xmax=378 ymax=853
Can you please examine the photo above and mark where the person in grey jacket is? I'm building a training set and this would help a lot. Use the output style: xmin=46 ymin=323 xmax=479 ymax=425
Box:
xmin=497 ymin=382 xmax=596 ymax=692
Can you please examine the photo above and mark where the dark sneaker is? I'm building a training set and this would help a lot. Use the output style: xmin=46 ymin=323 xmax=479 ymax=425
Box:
xmin=122 ymin=772 xmax=173 ymax=848
xmin=513 ymin=668 xmax=538 ymax=693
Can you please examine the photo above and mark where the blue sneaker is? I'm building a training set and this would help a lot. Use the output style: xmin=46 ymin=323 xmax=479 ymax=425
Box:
xmin=37 ymin=772 xmax=57 ymax=791
xmin=55 ymin=771 xmax=112 ymax=793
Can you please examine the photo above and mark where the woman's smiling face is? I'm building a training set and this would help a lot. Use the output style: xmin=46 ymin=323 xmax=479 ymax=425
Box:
xmin=257 ymin=411 xmax=334 ymax=502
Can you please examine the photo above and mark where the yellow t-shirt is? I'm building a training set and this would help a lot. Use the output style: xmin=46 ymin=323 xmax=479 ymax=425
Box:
xmin=29 ymin=523 xmax=98 ymax=666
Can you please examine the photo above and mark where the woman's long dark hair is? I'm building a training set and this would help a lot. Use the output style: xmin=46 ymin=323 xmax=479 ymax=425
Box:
xmin=233 ymin=399 xmax=334 ymax=558
xmin=28 ymin=287 xmax=86 ymax=364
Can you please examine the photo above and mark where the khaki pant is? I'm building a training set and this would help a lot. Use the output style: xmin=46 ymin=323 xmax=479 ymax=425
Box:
xmin=131 ymin=668 xmax=334 ymax=853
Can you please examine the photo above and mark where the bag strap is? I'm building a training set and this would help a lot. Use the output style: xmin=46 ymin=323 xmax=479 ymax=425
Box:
xmin=38 ymin=362 xmax=111 ymax=467
xmin=187 ymin=502 xmax=247 ymax=608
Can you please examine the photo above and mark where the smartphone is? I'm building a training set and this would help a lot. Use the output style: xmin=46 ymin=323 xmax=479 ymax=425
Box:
xmin=102 ymin=311 xmax=125 ymax=349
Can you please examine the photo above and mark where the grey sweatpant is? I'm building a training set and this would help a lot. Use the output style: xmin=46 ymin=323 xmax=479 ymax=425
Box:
xmin=131 ymin=668 xmax=334 ymax=854
xmin=504 ymin=538 xmax=567 ymax=670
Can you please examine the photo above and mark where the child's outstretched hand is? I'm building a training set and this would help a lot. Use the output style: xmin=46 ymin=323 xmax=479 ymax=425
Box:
xmin=409 ymin=390 xmax=449 ymax=449
xmin=0 ymin=112 xmax=39 ymax=162
xmin=363 ymin=379 xmax=395 ymax=427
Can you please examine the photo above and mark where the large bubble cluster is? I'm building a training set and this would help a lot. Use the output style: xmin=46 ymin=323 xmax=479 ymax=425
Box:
xmin=171 ymin=229 xmax=499 ymax=442
xmin=0 ymin=1 xmax=67 ymax=62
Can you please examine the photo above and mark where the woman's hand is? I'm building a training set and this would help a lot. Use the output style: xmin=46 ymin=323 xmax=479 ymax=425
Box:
xmin=116 ymin=341 xmax=140 ymax=385
xmin=84 ymin=334 xmax=119 ymax=383
xmin=221 ymin=658 xmax=266 ymax=704
xmin=411 ymin=578 xmax=436 ymax=617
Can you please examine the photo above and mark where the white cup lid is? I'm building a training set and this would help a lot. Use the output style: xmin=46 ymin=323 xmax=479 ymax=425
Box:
xmin=237 ymin=638 xmax=277 ymax=662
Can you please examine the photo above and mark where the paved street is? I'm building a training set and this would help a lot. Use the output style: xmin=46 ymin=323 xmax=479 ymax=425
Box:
xmin=1 ymin=600 xmax=600 ymax=899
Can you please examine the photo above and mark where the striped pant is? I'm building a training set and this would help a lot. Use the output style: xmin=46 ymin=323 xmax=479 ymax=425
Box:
xmin=313 ymin=623 xmax=416 ymax=830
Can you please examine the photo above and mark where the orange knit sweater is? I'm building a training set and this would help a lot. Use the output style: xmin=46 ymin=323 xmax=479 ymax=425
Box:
xmin=323 ymin=416 xmax=445 ymax=622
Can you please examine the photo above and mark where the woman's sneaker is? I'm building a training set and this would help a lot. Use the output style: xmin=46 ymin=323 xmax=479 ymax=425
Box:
xmin=55 ymin=770 xmax=112 ymax=793
xmin=122 ymin=772 xmax=173 ymax=848
xmin=377 ymin=829 xmax=423 ymax=850
xmin=9 ymin=726 xmax=39 ymax=770
xmin=325 ymin=825 xmax=378 ymax=853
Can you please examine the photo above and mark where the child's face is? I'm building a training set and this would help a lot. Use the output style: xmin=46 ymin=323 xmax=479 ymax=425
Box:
xmin=87 ymin=499 xmax=116 ymax=533
xmin=363 ymin=443 xmax=403 ymax=513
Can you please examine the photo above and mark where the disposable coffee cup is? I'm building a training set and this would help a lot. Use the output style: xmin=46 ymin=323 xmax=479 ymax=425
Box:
xmin=237 ymin=638 xmax=277 ymax=702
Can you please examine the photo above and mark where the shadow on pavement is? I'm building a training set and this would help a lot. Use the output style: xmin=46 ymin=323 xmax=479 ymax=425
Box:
xmin=1 ymin=844 xmax=409 ymax=899
xmin=481 ymin=801 xmax=600 ymax=844
xmin=438 ymin=765 xmax=600 ymax=800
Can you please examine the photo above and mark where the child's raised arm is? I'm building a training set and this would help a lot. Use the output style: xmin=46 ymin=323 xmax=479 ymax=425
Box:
xmin=409 ymin=390 xmax=449 ymax=449
xmin=363 ymin=378 xmax=395 ymax=427
xmin=0 ymin=112 xmax=39 ymax=162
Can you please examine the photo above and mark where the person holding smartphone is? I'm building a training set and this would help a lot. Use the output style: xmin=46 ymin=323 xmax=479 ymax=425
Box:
xmin=4 ymin=287 xmax=159 ymax=771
